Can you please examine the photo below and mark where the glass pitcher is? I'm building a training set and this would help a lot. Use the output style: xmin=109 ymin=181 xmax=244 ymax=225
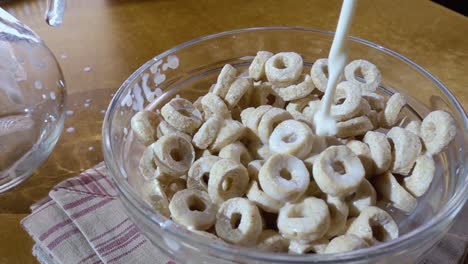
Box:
xmin=0 ymin=5 xmax=66 ymax=192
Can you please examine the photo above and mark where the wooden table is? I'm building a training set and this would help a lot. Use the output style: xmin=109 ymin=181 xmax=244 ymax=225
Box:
xmin=0 ymin=0 xmax=466 ymax=262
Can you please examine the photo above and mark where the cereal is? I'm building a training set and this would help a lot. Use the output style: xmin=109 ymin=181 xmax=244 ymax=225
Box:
xmin=256 ymin=229 xmax=289 ymax=253
xmin=246 ymin=180 xmax=284 ymax=213
xmin=225 ymin=77 xmax=253 ymax=109
xmin=187 ymin=156 xmax=221 ymax=192
xmin=201 ymin=93 xmax=231 ymax=119
xmin=387 ymin=127 xmax=422 ymax=175
xmin=402 ymin=155 xmax=435 ymax=197
xmin=212 ymin=64 xmax=237 ymax=98
xmin=161 ymin=98 xmax=203 ymax=134
xmin=131 ymin=110 xmax=159 ymax=146
xmin=346 ymin=140 xmax=374 ymax=178
xmin=192 ymin=116 xmax=223 ymax=149
xmin=363 ymin=131 xmax=392 ymax=175
xmin=346 ymin=206 xmax=398 ymax=245
xmin=335 ymin=116 xmax=374 ymax=138
xmin=259 ymin=153 xmax=309 ymax=202
xmin=278 ymin=197 xmax=330 ymax=241
xmin=310 ymin=58 xmax=329 ymax=92
xmin=373 ymin=171 xmax=417 ymax=213
xmin=382 ymin=93 xmax=406 ymax=128
xmin=141 ymin=179 xmax=170 ymax=218
xmin=346 ymin=179 xmax=377 ymax=217
xmin=139 ymin=144 xmax=158 ymax=180
xmin=312 ymin=146 xmax=365 ymax=197
xmin=169 ymin=189 xmax=216 ymax=230
xmin=257 ymin=107 xmax=293 ymax=144
xmin=251 ymin=82 xmax=285 ymax=108
xmin=362 ymin=92 xmax=385 ymax=111
xmin=289 ymin=238 xmax=329 ymax=254
xmin=325 ymin=234 xmax=368 ymax=253
xmin=218 ymin=142 xmax=252 ymax=167
xmin=215 ymin=197 xmax=263 ymax=246
xmin=404 ymin=120 xmax=421 ymax=136
xmin=344 ymin=59 xmax=381 ymax=92
xmin=420 ymin=110 xmax=457 ymax=155
xmin=324 ymin=195 xmax=349 ymax=238
xmin=209 ymin=119 xmax=245 ymax=152
xmin=269 ymin=119 xmax=314 ymax=159
xmin=247 ymin=160 xmax=264 ymax=181
xmin=153 ymin=135 xmax=195 ymax=176
xmin=157 ymin=120 xmax=192 ymax=143
xmin=265 ymin=52 xmax=303 ymax=86
xmin=208 ymin=159 xmax=249 ymax=204
xmin=249 ymin=51 xmax=274 ymax=81
xmin=159 ymin=177 xmax=186 ymax=200
xmin=331 ymin=81 xmax=362 ymax=121
xmin=273 ymin=74 xmax=315 ymax=101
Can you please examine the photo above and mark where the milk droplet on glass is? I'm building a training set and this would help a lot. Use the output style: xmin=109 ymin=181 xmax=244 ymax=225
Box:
xmin=83 ymin=66 xmax=92 ymax=72
xmin=34 ymin=80 xmax=42 ymax=90
xmin=66 ymin=127 xmax=75 ymax=133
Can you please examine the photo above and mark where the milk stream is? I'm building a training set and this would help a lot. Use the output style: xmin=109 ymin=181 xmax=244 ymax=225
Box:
xmin=314 ymin=0 xmax=356 ymax=136
xmin=45 ymin=0 xmax=66 ymax=27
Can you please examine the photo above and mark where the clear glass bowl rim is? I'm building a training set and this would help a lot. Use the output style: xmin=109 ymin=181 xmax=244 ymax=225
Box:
xmin=102 ymin=27 xmax=468 ymax=262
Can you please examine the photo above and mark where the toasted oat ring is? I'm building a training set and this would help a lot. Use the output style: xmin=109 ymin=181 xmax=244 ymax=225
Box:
xmin=265 ymin=52 xmax=303 ymax=86
xmin=310 ymin=58 xmax=329 ymax=92
xmin=324 ymin=195 xmax=349 ymax=238
xmin=346 ymin=206 xmax=399 ymax=245
xmin=153 ymin=135 xmax=195 ymax=176
xmin=269 ymin=119 xmax=314 ymax=159
xmin=244 ymin=105 xmax=273 ymax=136
xmin=256 ymin=229 xmax=289 ymax=253
xmin=257 ymin=107 xmax=293 ymax=144
xmin=312 ymin=145 xmax=365 ymax=197
xmin=139 ymin=143 xmax=158 ymax=180
xmin=218 ymin=142 xmax=252 ymax=167
xmin=247 ymin=180 xmax=284 ymax=213
xmin=335 ymin=116 xmax=374 ymax=138
xmin=187 ymin=155 xmax=221 ymax=192
xmin=288 ymin=238 xmax=329 ymax=254
xmin=156 ymin=120 xmax=192 ymax=143
xmin=362 ymin=92 xmax=385 ymax=111
xmin=251 ymin=81 xmax=285 ymax=108
xmin=278 ymin=197 xmax=331 ymax=241
xmin=131 ymin=110 xmax=159 ymax=146
xmin=373 ymin=171 xmax=417 ymax=213
xmin=247 ymin=160 xmax=264 ymax=181
xmin=215 ymin=197 xmax=263 ymax=246
xmin=209 ymin=119 xmax=245 ymax=152
xmin=201 ymin=93 xmax=231 ymax=119
xmin=142 ymin=179 xmax=171 ymax=218
xmin=387 ymin=127 xmax=422 ymax=175
xmin=212 ymin=64 xmax=237 ymax=98
xmin=346 ymin=140 xmax=374 ymax=178
xmin=161 ymin=98 xmax=203 ymax=134
xmin=169 ymin=189 xmax=216 ymax=230
xmin=192 ymin=116 xmax=223 ymax=150
xmin=158 ymin=176 xmax=186 ymax=200
xmin=344 ymin=60 xmax=381 ymax=92
xmin=225 ymin=77 xmax=253 ymax=109
xmin=346 ymin=179 xmax=377 ymax=217
xmin=363 ymin=131 xmax=392 ymax=175
xmin=404 ymin=120 xmax=421 ymax=136
xmin=382 ymin=93 xmax=406 ymax=128
xmin=420 ymin=110 xmax=457 ymax=155
xmin=208 ymin=159 xmax=249 ymax=204
xmin=402 ymin=155 xmax=436 ymax=197
xmin=325 ymin=234 xmax=368 ymax=253
xmin=249 ymin=51 xmax=274 ymax=81
xmin=273 ymin=74 xmax=315 ymax=101
xmin=331 ymin=81 xmax=362 ymax=121
xmin=259 ymin=153 xmax=310 ymax=202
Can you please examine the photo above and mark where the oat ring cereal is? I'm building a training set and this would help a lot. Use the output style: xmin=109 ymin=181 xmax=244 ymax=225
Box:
xmin=187 ymin=155 xmax=221 ymax=192
xmin=274 ymin=74 xmax=315 ymax=101
xmin=269 ymin=119 xmax=314 ymax=159
xmin=169 ymin=189 xmax=216 ymax=230
xmin=313 ymin=145 xmax=365 ymax=197
xmin=130 ymin=110 xmax=159 ymax=146
xmin=208 ymin=159 xmax=249 ymax=204
xmin=249 ymin=51 xmax=274 ymax=81
xmin=259 ymin=153 xmax=310 ymax=202
xmin=310 ymin=58 xmax=329 ymax=92
xmin=331 ymin=81 xmax=362 ymax=121
xmin=346 ymin=179 xmax=377 ymax=217
xmin=160 ymin=98 xmax=203 ymax=134
xmin=344 ymin=59 xmax=381 ymax=92
xmin=420 ymin=110 xmax=457 ymax=155
xmin=265 ymin=52 xmax=303 ymax=86
xmin=277 ymin=197 xmax=331 ymax=241
xmin=387 ymin=127 xmax=422 ymax=175
xmin=153 ymin=135 xmax=195 ymax=177
xmin=215 ymin=197 xmax=263 ymax=246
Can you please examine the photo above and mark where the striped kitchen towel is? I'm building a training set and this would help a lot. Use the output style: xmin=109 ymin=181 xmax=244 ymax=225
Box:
xmin=21 ymin=162 xmax=467 ymax=263
xmin=21 ymin=162 xmax=174 ymax=264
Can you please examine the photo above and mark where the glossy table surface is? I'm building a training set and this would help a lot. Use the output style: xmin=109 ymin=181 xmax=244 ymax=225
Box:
xmin=0 ymin=0 xmax=467 ymax=262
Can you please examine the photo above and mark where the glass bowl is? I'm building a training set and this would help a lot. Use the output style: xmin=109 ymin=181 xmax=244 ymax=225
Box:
xmin=0 ymin=9 xmax=66 ymax=192
xmin=102 ymin=27 xmax=467 ymax=263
